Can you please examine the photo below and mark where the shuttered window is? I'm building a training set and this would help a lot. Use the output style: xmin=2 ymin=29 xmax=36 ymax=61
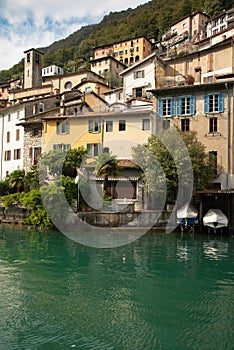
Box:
xmin=177 ymin=96 xmax=195 ymax=116
xmin=204 ymin=93 xmax=224 ymax=113
xmin=56 ymin=121 xmax=69 ymax=134
xmin=158 ymin=98 xmax=176 ymax=117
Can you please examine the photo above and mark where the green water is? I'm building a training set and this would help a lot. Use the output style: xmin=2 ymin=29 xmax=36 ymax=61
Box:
xmin=0 ymin=226 xmax=233 ymax=350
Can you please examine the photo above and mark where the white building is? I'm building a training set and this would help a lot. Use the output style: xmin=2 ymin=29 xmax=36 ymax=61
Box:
xmin=42 ymin=65 xmax=64 ymax=77
xmin=0 ymin=105 xmax=25 ymax=179
xmin=119 ymin=52 xmax=166 ymax=102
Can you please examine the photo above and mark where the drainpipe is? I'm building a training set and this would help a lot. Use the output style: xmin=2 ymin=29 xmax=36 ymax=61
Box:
xmin=225 ymin=83 xmax=230 ymax=189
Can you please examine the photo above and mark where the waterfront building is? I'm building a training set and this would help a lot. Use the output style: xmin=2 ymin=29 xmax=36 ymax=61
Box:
xmin=150 ymin=80 xmax=234 ymax=190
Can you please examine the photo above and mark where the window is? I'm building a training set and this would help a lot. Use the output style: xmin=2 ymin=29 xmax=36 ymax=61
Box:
xmin=14 ymin=149 xmax=21 ymax=160
xmin=53 ymin=144 xmax=70 ymax=151
xmin=204 ymin=93 xmax=224 ymax=113
xmin=181 ymin=118 xmax=190 ymax=132
xmin=88 ymin=120 xmax=101 ymax=133
xmin=209 ymin=117 xmax=218 ymax=133
xmin=135 ymin=87 xmax=142 ymax=98
xmin=87 ymin=143 xmax=101 ymax=158
xmin=119 ymin=120 xmax=126 ymax=131
xmin=27 ymin=53 xmax=30 ymax=62
xmin=64 ymin=81 xmax=72 ymax=89
xmin=4 ymin=150 xmax=11 ymax=161
xmin=177 ymin=96 xmax=195 ymax=116
xmin=163 ymin=119 xmax=170 ymax=130
xmin=134 ymin=70 xmax=145 ymax=79
xmin=124 ymin=49 xmax=128 ymax=54
xmin=29 ymin=147 xmax=42 ymax=165
xmin=106 ymin=121 xmax=113 ymax=132
xmin=158 ymin=98 xmax=175 ymax=117
xmin=56 ymin=121 xmax=69 ymax=134
xmin=7 ymin=131 xmax=10 ymax=143
xmin=39 ymin=103 xmax=44 ymax=113
xmin=142 ymin=119 xmax=150 ymax=130
xmin=16 ymin=129 xmax=20 ymax=141
xmin=85 ymin=86 xmax=92 ymax=93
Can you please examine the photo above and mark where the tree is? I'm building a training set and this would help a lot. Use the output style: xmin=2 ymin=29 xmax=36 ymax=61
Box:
xmin=132 ymin=128 xmax=216 ymax=208
xmin=24 ymin=165 xmax=40 ymax=190
xmin=95 ymin=152 xmax=119 ymax=198
xmin=6 ymin=170 xmax=25 ymax=193
xmin=40 ymin=147 xmax=87 ymax=179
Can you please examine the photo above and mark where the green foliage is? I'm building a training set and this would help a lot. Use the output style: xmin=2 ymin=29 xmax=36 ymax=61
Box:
xmin=95 ymin=152 xmax=119 ymax=178
xmin=132 ymin=129 xmax=217 ymax=206
xmin=6 ymin=170 xmax=25 ymax=192
xmin=40 ymin=147 xmax=87 ymax=178
xmin=24 ymin=165 xmax=40 ymax=190
xmin=1 ymin=193 xmax=22 ymax=209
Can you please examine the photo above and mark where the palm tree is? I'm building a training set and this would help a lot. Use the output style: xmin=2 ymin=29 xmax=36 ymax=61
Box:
xmin=7 ymin=170 xmax=25 ymax=193
xmin=95 ymin=152 xmax=119 ymax=198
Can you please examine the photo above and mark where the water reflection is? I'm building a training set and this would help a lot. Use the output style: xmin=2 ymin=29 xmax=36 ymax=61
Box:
xmin=0 ymin=226 xmax=233 ymax=350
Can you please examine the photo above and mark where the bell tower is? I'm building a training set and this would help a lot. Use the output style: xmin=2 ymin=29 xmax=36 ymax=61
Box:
xmin=24 ymin=48 xmax=44 ymax=89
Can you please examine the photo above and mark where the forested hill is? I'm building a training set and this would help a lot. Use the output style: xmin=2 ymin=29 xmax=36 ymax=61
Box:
xmin=0 ymin=0 xmax=233 ymax=81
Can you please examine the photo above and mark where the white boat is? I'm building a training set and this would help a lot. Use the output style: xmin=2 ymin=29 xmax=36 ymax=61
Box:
xmin=203 ymin=209 xmax=228 ymax=230
xmin=177 ymin=203 xmax=198 ymax=225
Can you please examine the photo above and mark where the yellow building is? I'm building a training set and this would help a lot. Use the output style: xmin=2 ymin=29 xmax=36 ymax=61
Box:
xmin=94 ymin=36 xmax=153 ymax=66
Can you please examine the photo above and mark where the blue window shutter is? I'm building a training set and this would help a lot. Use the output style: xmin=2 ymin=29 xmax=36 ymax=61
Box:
xmin=204 ymin=95 xmax=209 ymax=114
xmin=177 ymin=97 xmax=182 ymax=116
xmin=218 ymin=93 xmax=224 ymax=112
xmin=88 ymin=120 xmax=93 ymax=132
xmin=87 ymin=143 xmax=92 ymax=157
xmin=56 ymin=122 xmax=60 ymax=134
xmin=158 ymin=99 xmax=163 ymax=117
xmin=65 ymin=121 xmax=69 ymax=134
xmin=171 ymin=98 xmax=175 ymax=117
xmin=190 ymin=96 xmax=195 ymax=115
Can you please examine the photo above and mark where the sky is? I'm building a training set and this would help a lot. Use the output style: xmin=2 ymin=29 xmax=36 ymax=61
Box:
xmin=0 ymin=0 xmax=149 ymax=71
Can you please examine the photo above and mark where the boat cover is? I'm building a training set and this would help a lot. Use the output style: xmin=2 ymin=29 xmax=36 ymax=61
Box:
xmin=177 ymin=203 xmax=198 ymax=219
xmin=203 ymin=209 xmax=228 ymax=229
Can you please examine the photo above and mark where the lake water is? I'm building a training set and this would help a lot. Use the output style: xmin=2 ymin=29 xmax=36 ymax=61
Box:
xmin=0 ymin=226 xmax=233 ymax=350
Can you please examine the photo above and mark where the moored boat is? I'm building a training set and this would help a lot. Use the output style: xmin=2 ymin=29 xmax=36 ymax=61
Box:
xmin=203 ymin=209 xmax=228 ymax=232
xmin=177 ymin=203 xmax=198 ymax=232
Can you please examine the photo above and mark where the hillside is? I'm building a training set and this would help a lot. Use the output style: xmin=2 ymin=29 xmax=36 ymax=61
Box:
xmin=0 ymin=0 xmax=233 ymax=81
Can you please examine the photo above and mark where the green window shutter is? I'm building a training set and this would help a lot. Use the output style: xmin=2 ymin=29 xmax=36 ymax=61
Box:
xmin=171 ymin=98 xmax=176 ymax=117
xmin=177 ymin=97 xmax=182 ymax=116
xmin=218 ymin=93 xmax=224 ymax=112
xmin=88 ymin=120 xmax=93 ymax=133
xmin=53 ymin=144 xmax=57 ymax=150
xmin=190 ymin=96 xmax=195 ymax=115
xmin=65 ymin=121 xmax=69 ymax=134
xmin=98 ymin=120 xmax=101 ymax=132
xmin=56 ymin=122 xmax=60 ymax=134
xmin=87 ymin=143 xmax=92 ymax=157
xmin=204 ymin=94 xmax=209 ymax=114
